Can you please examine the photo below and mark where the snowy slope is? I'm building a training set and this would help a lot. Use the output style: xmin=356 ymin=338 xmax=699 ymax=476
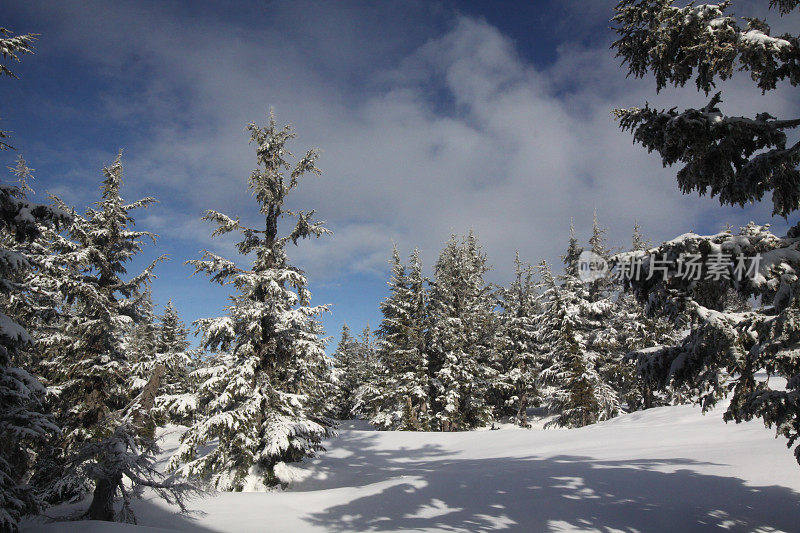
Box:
xmin=24 ymin=402 xmax=800 ymax=532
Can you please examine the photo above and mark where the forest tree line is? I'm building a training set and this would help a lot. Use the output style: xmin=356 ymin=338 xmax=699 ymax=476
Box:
xmin=331 ymin=221 xmax=699 ymax=433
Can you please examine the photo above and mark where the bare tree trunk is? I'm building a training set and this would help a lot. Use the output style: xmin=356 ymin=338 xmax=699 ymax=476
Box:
xmin=643 ymin=383 xmax=653 ymax=410
xmin=406 ymin=396 xmax=420 ymax=430
xmin=517 ymin=390 xmax=528 ymax=427
xmin=88 ymin=473 xmax=122 ymax=521
xmin=132 ymin=363 xmax=165 ymax=433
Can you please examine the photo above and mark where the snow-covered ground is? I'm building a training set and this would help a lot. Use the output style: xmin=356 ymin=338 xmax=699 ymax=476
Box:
xmin=24 ymin=402 xmax=800 ymax=532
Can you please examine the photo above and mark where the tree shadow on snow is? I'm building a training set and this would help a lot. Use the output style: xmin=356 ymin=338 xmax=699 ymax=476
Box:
xmin=295 ymin=430 xmax=454 ymax=492
xmin=24 ymin=498 xmax=216 ymax=533
xmin=300 ymin=432 xmax=800 ymax=532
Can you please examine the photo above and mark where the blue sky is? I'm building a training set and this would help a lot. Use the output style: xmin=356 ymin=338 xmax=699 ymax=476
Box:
xmin=2 ymin=0 xmax=798 ymax=351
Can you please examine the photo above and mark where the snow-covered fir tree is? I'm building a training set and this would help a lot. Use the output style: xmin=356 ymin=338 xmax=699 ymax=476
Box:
xmin=169 ymin=113 xmax=335 ymax=490
xmin=331 ymin=323 xmax=362 ymax=419
xmin=585 ymin=215 xmax=629 ymax=410
xmin=150 ymin=300 xmax=195 ymax=425
xmin=495 ymin=252 xmax=541 ymax=427
xmin=563 ymin=219 xmax=582 ymax=279
xmin=537 ymin=225 xmax=620 ymax=428
xmin=586 ymin=211 xmax=615 ymax=303
xmin=371 ymin=247 xmax=431 ymax=430
xmin=0 ymin=28 xmax=35 ymax=151
xmin=611 ymin=224 xmax=684 ymax=410
xmin=128 ymin=289 xmax=160 ymax=391
xmin=156 ymin=301 xmax=191 ymax=356
xmin=429 ymin=232 xmax=497 ymax=431
xmin=0 ymin=156 xmax=62 ymax=372
xmin=613 ymin=0 xmax=800 ymax=465
xmin=0 ymin=163 xmax=67 ymax=530
xmin=349 ymin=324 xmax=387 ymax=423
xmin=611 ymin=224 xmax=655 ymax=410
xmin=25 ymin=153 xmax=193 ymax=523
xmin=0 ymin=32 xmax=68 ymax=531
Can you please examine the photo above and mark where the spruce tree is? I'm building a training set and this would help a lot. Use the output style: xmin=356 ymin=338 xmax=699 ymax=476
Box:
xmin=539 ymin=221 xmax=621 ymax=429
xmin=429 ymin=232 xmax=496 ymax=431
xmin=563 ymin=220 xmax=583 ymax=279
xmin=373 ymin=247 xmax=431 ymax=430
xmin=0 ymin=165 xmax=67 ymax=530
xmin=585 ymin=215 xmax=629 ymax=410
xmin=150 ymin=301 xmax=195 ymax=425
xmin=0 ymin=30 xmax=64 ymax=531
xmin=331 ymin=323 xmax=361 ymax=419
xmin=351 ymin=324 xmax=387 ymax=424
xmin=496 ymin=253 xmax=541 ymax=427
xmin=128 ymin=288 xmax=160 ymax=394
xmin=537 ymin=260 xmax=619 ymax=428
xmin=612 ymin=224 xmax=683 ymax=410
xmin=613 ymin=0 xmax=800 ymax=465
xmin=169 ymin=113 xmax=335 ymax=490
xmin=587 ymin=211 xmax=615 ymax=302
xmin=30 ymin=154 xmax=194 ymax=522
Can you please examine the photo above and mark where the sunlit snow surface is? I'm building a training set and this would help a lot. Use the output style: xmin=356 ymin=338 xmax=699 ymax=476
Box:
xmin=24 ymin=399 xmax=800 ymax=532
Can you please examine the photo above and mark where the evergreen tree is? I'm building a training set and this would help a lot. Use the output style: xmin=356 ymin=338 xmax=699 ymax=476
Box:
xmin=613 ymin=0 xmax=800 ymax=465
xmin=156 ymin=301 xmax=191 ymax=356
xmin=587 ymin=210 xmax=615 ymax=302
xmin=0 ymin=156 xmax=62 ymax=372
xmin=350 ymin=325 xmax=385 ymax=421
xmin=496 ymin=253 xmax=541 ymax=427
xmin=537 ymin=260 xmax=619 ymax=428
xmin=562 ymin=219 xmax=583 ymax=279
xmin=169 ymin=113 xmax=335 ymax=490
xmin=128 ymin=288 xmax=159 ymax=394
xmin=584 ymin=214 xmax=629 ymax=410
xmin=331 ymin=323 xmax=361 ymax=419
xmin=29 ymin=154 xmax=193 ymax=522
xmin=0 ymin=28 xmax=36 ymax=151
xmin=373 ymin=247 xmax=431 ymax=430
xmin=0 ymin=30 xmax=63 ymax=531
xmin=429 ymin=232 xmax=496 ymax=431
xmin=0 ymin=165 xmax=67 ymax=530
xmin=612 ymin=224 xmax=683 ymax=410
xmin=151 ymin=301 xmax=195 ymax=425
xmin=631 ymin=221 xmax=649 ymax=252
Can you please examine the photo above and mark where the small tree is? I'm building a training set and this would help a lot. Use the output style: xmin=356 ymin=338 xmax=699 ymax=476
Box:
xmin=128 ymin=289 xmax=160 ymax=394
xmin=331 ymin=323 xmax=362 ymax=419
xmin=151 ymin=301 xmax=195 ymax=425
xmin=30 ymin=154 xmax=194 ymax=522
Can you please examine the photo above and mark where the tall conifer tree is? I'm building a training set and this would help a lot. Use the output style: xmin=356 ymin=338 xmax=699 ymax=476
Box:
xmin=170 ymin=113 xmax=335 ymax=490
xmin=429 ymin=232 xmax=496 ymax=431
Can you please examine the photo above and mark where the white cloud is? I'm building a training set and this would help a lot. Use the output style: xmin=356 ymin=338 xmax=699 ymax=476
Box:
xmin=17 ymin=0 xmax=799 ymax=286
